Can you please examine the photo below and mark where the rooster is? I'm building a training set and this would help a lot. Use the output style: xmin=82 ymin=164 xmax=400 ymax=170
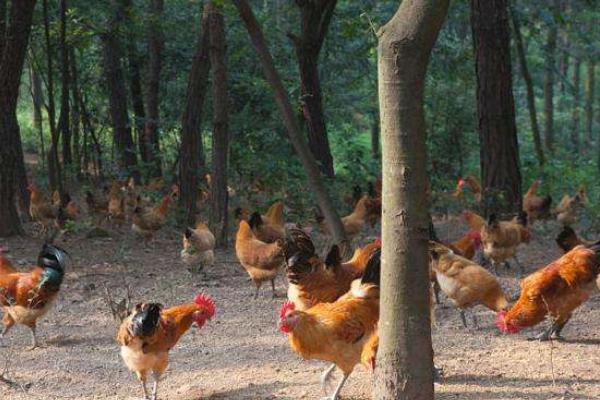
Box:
xmin=480 ymin=213 xmax=530 ymax=274
xmin=235 ymin=220 xmax=284 ymax=298
xmin=278 ymin=250 xmax=380 ymax=400
xmin=522 ymin=180 xmax=552 ymax=223
xmin=181 ymin=223 xmax=215 ymax=273
xmin=497 ymin=241 xmax=600 ymax=341
xmin=117 ymin=294 xmax=215 ymax=400
xmin=0 ymin=244 xmax=67 ymax=349
xmin=429 ymin=242 xmax=508 ymax=328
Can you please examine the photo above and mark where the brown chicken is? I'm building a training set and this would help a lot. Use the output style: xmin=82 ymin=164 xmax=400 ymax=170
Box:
xmin=555 ymin=226 xmax=594 ymax=253
xmin=181 ymin=222 xmax=215 ymax=273
xmin=451 ymin=229 xmax=482 ymax=261
xmin=249 ymin=211 xmax=285 ymax=243
xmin=283 ymin=228 xmax=380 ymax=310
xmin=0 ymin=244 xmax=67 ymax=349
xmin=497 ymin=242 xmax=600 ymax=340
xmin=456 ymin=175 xmax=482 ymax=202
xmin=278 ymin=250 xmax=380 ymax=400
xmin=317 ymin=195 xmax=379 ymax=239
xmin=0 ymin=248 xmax=16 ymax=275
xmin=117 ymin=294 xmax=215 ymax=400
xmin=429 ymin=242 xmax=508 ymax=328
xmin=523 ymin=180 xmax=552 ymax=223
xmin=108 ymin=183 xmax=127 ymax=222
xmin=554 ymin=185 xmax=587 ymax=226
xmin=463 ymin=210 xmax=486 ymax=231
xmin=28 ymin=184 xmax=57 ymax=234
xmin=480 ymin=213 xmax=530 ymax=274
xmin=131 ymin=190 xmax=176 ymax=241
xmin=235 ymin=220 xmax=284 ymax=298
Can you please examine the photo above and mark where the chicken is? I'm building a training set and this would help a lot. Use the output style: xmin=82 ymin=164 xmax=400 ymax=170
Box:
xmin=463 ymin=210 xmax=486 ymax=231
xmin=235 ymin=220 xmax=284 ymax=298
xmin=181 ymin=223 xmax=215 ymax=273
xmin=117 ymin=294 xmax=215 ymax=400
xmin=28 ymin=183 xmax=57 ymax=234
xmin=234 ymin=207 xmax=251 ymax=223
xmin=131 ymin=191 xmax=175 ymax=242
xmin=496 ymin=241 xmax=600 ymax=341
xmin=554 ymin=185 xmax=587 ymax=226
xmin=249 ymin=211 xmax=285 ymax=243
xmin=556 ymin=226 xmax=594 ymax=253
xmin=278 ymin=250 xmax=380 ymax=400
xmin=108 ymin=183 xmax=127 ymax=222
xmin=283 ymin=228 xmax=380 ymax=310
xmin=523 ymin=180 xmax=553 ymax=223
xmin=0 ymin=248 xmax=16 ymax=275
xmin=429 ymin=242 xmax=508 ymax=328
xmin=318 ymin=195 xmax=379 ymax=239
xmin=0 ymin=244 xmax=67 ymax=349
xmin=86 ymin=186 xmax=110 ymax=216
xmin=344 ymin=185 xmax=363 ymax=208
xmin=451 ymin=229 xmax=482 ymax=261
xmin=460 ymin=175 xmax=483 ymax=202
xmin=480 ymin=212 xmax=530 ymax=274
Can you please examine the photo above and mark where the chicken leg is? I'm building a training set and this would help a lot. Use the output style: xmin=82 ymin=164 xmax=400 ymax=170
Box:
xmin=319 ymin=363 xmax=336 ymax=394
xmin=27 ymin=325 xmax=38 ymax=350
xmin=151 ymin=371 xmax=160 ymax=400
xmin=322 ymin=372 xmax=349 ymax=400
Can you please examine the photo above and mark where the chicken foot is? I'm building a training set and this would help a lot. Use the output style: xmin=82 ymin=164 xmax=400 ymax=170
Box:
xmin=320 ymin=363 xmax=336 ymax=394
xmin=528 ymin=316 xmax=571 ymax=342
xmin=322 ymin=372 xmax=349 ymax=400
xmin=151 ymin=371 xmax=160 ymax=400
xmin=28 ymin=325 xmax=38 ymax=350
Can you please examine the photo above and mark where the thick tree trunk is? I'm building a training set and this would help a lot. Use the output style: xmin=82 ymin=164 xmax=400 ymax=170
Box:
xmin=584 ymin=62 xmax=595 ymax=145
xmin=570 ymin=58 xmax=581 ymax=153
xmin=0 ymin=0 xmax=37 ymax=236
xmin=233 ymin=0 xmax=347 ymax=246
xmin=373 ymin=1 xmax=448 ymax=399
xmin=509 ymin=4 xmax=544 ymax=165
xmin=58 ymin=0 xmax=71 ymax=167
xmin=543 ymin=3 xmax=557 ymax=153
xmin=180 ymin=1 xmax=211 ymax=225
xmin=289 ymin=0 xmax=336 ymax=177
xmin=208 ymin=6 xmax=229 ymax=247
xmin=471 ymin=0 xmax=522 ymax=216
xmin=144 ymin=0 xmax=163 ymax=178
xmin=70 ymin=47 xmax=81 ymax=177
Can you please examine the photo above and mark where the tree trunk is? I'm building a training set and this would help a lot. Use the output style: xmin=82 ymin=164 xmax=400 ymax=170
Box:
xmin=70 ymin=47 xmax=81 ymax=177
xmin=233 ymin=0 xmax=347 ymax=246
xmin=0 ymin=0 xmax=37 ymax=236
xmin=58 ymin=0 xmax=71 ymax=167
xmin=29 ymin=60 xmax=45 ymax=168
xmin=584 ymin=61 xmax=595 ymax=145
xmin=509 ymin=3 xmax=544 ymax=165
xmin=0 ymin=0 xmax=6 ymax=59
xmin=180 ymin=1 xmax=211 ymax=225
xmin=208 ymin=5 xmax=229 ymax=248
xmin=371 ymin=111 xmax=380 ymax=159
xmin=289 ymin=0 xmax=336 ymax=178
xmin=373 ymin=1 xmax=448 ymax=399
xmin=570 ymin=58 xmax=581 ymax=153
xmin=543 ymin=2 xmax=557 ymax=153
xmin=101 ymin=0 xmax=139 ymax=182
xmin=129 ymin=50 xmax=147 ymax=170
xmin=144 ymin=0 xmax=163 ymax=178
xmin=471 ymin=0 xmax=522 ymax=216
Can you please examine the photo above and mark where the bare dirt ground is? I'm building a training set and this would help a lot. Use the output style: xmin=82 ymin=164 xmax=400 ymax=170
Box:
xmin=1 ymin=218 xmax=599 ymax=400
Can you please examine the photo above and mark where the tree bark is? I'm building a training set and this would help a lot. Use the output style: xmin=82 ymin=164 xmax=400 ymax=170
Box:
xmin=58 ymin=0 xmax=71 ymax=167
xmin=101 ymin=0 xmax=139 ymax=182
xmin=373 ymin=1 xmax=448 ymax=399
xmin=289 ymin=0 xmax=337 ymax=177
xmin=233 ymin=0 xmax=347 ymax=246
xmin=29 ymin=60 xmax=45 ymax=168
xmin=0 ymin=0 xmax=37 ymax=236
xmin=129 ymin=50 xmax=147 ymax=169
xmin=180 ymin=1 xmax=211 ymax=225
xmin=509 ymin=3 xmax=544 ymax=165
xmin=570 ymin=58 xmax=581 ymax=153
xmin=208 ymin=5 xmax=229 ymax=248
xmin=543 ymin=2 xmax=558 ymax=153
xmin=471 ymin=0 xmax=522 ymax=216
xmin=584 ymin=61 xmax=594 ymax=145
xmin=70 ymin=47 xmax=81 ymax=177
xmin=144 ymin=0 xmax=163 ymax=178
xmin=0 ymin=0 xmax=6 ymax=59
xmin=371 ymin=111 xmax=380 ymax=159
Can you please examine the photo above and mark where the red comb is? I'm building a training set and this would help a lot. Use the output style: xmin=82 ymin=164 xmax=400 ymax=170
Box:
xmin=467 ymin=230 xmax=481 ymax=240
xmin=194 ymin=293 xmax=216 ymax=318
xmin=279 ymin=301 xmax=295 ymax=319
xmin=374 ymin=237 xmax=381 ymax=247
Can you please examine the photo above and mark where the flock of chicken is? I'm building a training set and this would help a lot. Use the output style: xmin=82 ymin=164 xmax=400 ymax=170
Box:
xmin=1 ymin=176 xmax=599 ymax=400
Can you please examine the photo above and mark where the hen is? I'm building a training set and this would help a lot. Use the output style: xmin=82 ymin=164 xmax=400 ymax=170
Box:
xmin=117 ymin=294 xmax=215 ymax=399
xmin=317 ymin=195 xmax=379 ymax=239
xmin=235 ymin=220 xmax=284 ymax=298
xmin=463 ymin=210 xmax=486 ymax=231
xmin=496 ymin=242 xmax=600 ymax=340
xmin=554 ymin=185 xmax=587 ymax=226
xmin=28 ymin=184 xmax=57 ymax=234
xmin=0 ymin=244 xmax=67 ymax=349
xmin=0 ymin=248 xmax=16 ymax=275
xmin=480 ymin=213 xmax=530 ymax=274
xmin=523 ymin=180 xmax=552 ymax=223
xmin=131 ymin=189 xmax=176 ymax=242
xmin=556 ymin=226 xmax=594 ymax=253
xmin=181 ymin=223 xmax=216 ymax=273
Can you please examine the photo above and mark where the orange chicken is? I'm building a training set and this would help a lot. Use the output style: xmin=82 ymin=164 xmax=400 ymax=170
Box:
xmin=278 ymin=250 xmax=380 ymax=400
xmin=463 ymin=210 xmax=486 ymax=231
xmin=0 ymin=244 xmax=67 ymax=349
xmin=480 ymin=213 xmax=530 ymax=274
xmin=451 ymin=230 xmax=482 ymax=260
xmin=429 ymin=242 xmax=508 ymax=328
xmin=554 ymin=185 xmax=587 ymax=226
xmin=497 ymin=242 xmax=600 ymax=340
xmin=317 ymin=195 xmax=379 ymax=239
xmin=235 ymin=220 xmax=284 ymax=298
xmin=28 ymin=183 xmax=57 ymax=234
xmin=131 ymin=190 xmax=176 ymax=241
xmin=181 ymin=222 xmax=215 ymax=273
xmin=117 ymin=294 xmax=215 ymax=399
xmin=0 ymin=248 xmax=16 ymax=275
xmin=523 ymin=180 xmax=552 ymax=223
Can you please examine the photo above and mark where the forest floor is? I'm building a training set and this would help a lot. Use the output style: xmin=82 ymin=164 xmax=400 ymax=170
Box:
xmin=1 ymin=217 xmax=600 ymax=400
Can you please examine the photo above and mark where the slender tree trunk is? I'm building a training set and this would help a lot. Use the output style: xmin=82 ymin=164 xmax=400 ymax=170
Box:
xmin=0 ymin=0 xmax=37 ymax=236
xmin=584 ymin=61 xmax=595 ymax=145
xmin=29 ymin=60 xmax=45 ymax=168
xmin=543 ymin=2 xmax=557 ymax=153
xmin=373 ymin=1 xmax=448 ymax=399
xmin=180 ymin=1 xmax=211 ymax=225
xmin=144 ymin=0 xmax=163 ymax=178
xmin=208 ymin=5 xmax=229 ymax=247
xmin=70 ymin=47 xmax=81 ymax=177
xmin=58 ymin=0 xmax=71 ymax=167
xmin=233 ymin=0 xmax=347 ymax=246
xmin=558 ymin=0 xmax=569 ymax=94
xmin=289 ymin=0 xmax=336 ymax=177
xmin=570 ymin=58 xmax=581 ymax=153
xmin=371 ymin=111 xmax=380 ymax=159
xmin=0 ymin=0 xmax=6 ymax=59
xmin=509 ymin=3 xmax=544 ymax=165
xmin=79 ymin=94 xmax=103 ymax=178
xmin=471 ymin=0 xmax=522 ymax=216
xmin=129 ymin=51 xmax=147 ymax=169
